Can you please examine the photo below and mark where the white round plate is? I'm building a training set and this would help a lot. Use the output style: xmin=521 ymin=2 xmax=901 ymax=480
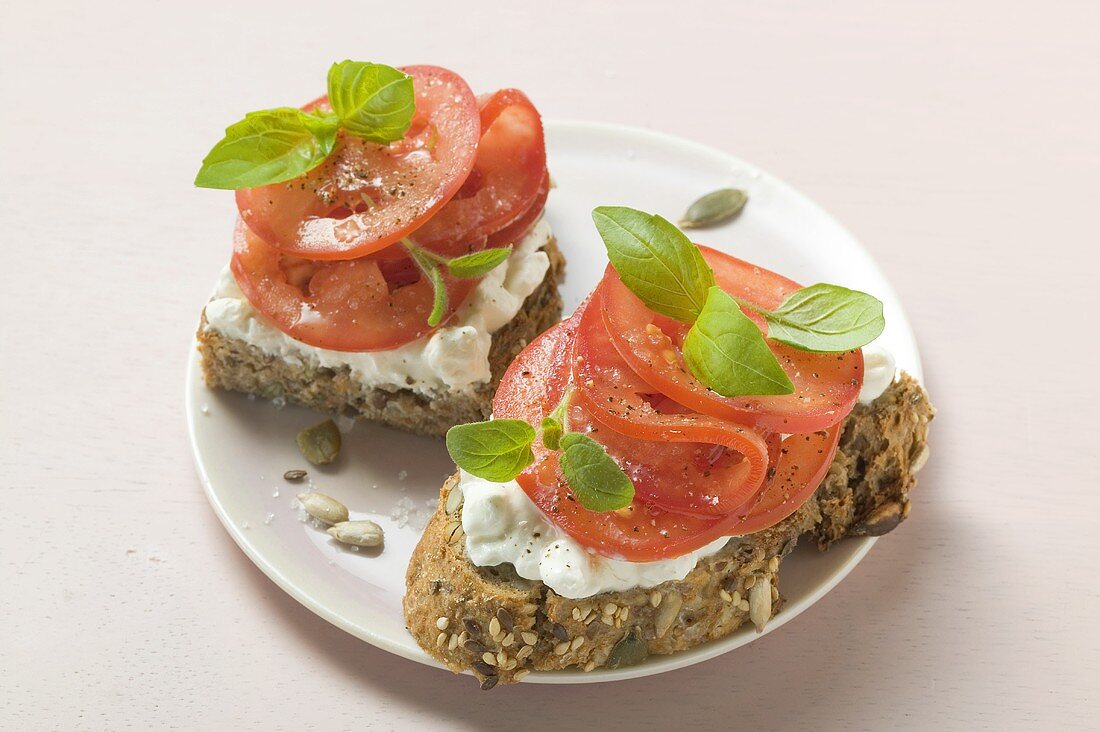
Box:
xmin=187 ymin=120 xmax=922 ymax=684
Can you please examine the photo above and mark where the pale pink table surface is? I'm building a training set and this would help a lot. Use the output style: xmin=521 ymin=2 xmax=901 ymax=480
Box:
xmin=2 ymin=1 xmax=1098 ymax=729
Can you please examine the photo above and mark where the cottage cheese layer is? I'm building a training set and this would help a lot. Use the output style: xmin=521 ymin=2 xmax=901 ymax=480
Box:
xmin=202 ymin=220 xmax=553 ymax=396
xmin=859 ymin=343 xmax=896 ymax=405
xmin=458 ymin=470 xmax=730 ymax=599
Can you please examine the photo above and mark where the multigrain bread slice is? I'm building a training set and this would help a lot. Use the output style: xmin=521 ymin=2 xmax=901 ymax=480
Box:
xmin=404 ymin=373 xmax=934 ymax=688
xmin=197 ymin=239 xmax=565 ymax=437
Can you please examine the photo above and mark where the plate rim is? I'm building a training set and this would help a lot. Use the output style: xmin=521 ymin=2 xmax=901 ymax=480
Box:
xmin=187 ymin=118 xmax=923 ymax=684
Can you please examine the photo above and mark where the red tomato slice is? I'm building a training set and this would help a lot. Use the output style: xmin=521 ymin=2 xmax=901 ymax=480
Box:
xmin=493 ymin=310 xmax=747 ymax=561
xmin=235 ymin=65 xmax=481 ymax=260
xmin=571 ymin=290 xmax=772 ymax=516
xmin=230 ymin=220 xmax=478 ymax=351
xmin=409 ymin=89 xmax=546 ymax=250
xmin=727 ymin=426 xmax=840 ymax=535
xmin=600 ymin=248 xmax=864 ymax=433
xmin=485 ymin=170 xmax=549 ymax=247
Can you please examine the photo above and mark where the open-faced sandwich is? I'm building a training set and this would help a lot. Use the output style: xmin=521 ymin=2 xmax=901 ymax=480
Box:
xmin=195 ymin=61 xmax=561 ymax=436
xmin=404 ymin=207 xmax=933 ymax=688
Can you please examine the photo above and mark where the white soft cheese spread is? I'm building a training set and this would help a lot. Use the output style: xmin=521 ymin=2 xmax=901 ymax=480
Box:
xmin=203 ymin=220 xmax=553 ymax=396
xmin=458 ymin=471 xmax=730 ymax=599
xmin=859 ymin=343 xmax=896 ymax=405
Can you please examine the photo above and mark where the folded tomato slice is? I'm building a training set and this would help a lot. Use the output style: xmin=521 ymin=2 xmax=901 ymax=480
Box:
xmin=236 ymin=65 xmax=482 ymax=260
xmin=493 ymin=310 xmax=749 ymax=561
xmin=600 ymin=249 xmax=864 ymax=433
xmin=728 ymin=426 xmax=840 ymax=536
xmin=572 ymin=289 xmax=772 ymax=516
xmin=408 ymin=89 xmax=547 ymax=251
xmin=230 ymin=220 xmax=479 ymax=351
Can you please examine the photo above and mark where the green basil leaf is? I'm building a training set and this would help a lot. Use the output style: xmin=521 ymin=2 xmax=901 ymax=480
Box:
xmin=327 ymin=60 xmax=415 ymax=144
xmin=194 ymin=108 xmax=339 ymax=190
xmin=558 ymin=433 xmax=634 ymax=512
xmin=763 ymin=283 xmax=885 ymax=352
xmin=683 ymin=286 xmax=794 ymax=397
xmin=407 ymin=247 xmax=448 ymax=327
xmin=446 ymin=246 xmax=513 ymax=279
xmin=446 ymin=420 xmax=536 ymax=482
xmin=592 ymin=206 xmax=715 ymax=323
xmin=540 ymin=417 xmax=563 ymax=451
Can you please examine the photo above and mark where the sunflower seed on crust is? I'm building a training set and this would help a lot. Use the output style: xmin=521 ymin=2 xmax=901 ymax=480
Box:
xmin=749 ymin=575 xmax=772 ymax=632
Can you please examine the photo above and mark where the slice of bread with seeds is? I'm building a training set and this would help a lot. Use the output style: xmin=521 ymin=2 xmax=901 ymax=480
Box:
xmin=197 ymin=239 xmax=565 ymax=438
xmin=403 ymin=373 xmax=933 ymax=688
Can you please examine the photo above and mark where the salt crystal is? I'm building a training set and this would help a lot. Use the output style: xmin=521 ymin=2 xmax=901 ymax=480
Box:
xmin=390 ymin=496 xmax=416 ymax=528
xmin=264 ymin=513 xmax=275 ymax=525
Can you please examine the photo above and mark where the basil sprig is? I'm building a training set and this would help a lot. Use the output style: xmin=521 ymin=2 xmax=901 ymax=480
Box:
xmin=683 ymin=287 xmax=794 ymax=396
xmin=326 ymin=61 xmax=415 ymax=143
xmin=592 ymin=206 xmax=886 ymax=398
xmin=195 ymin=60 xmax=416 ymax=190
xmin=446 ymin=247 xmax=514 ymax=279
xmin=753 ymin=283 xmax=885 ymax=353
xmin=445 ymin=388 xmax=635 ymax=513
xmin=193 ymin=108 xmax=340 ymax=190
xmin=557 ymin=433 xmax=635 ymax=512
xmin=445 ymin=420 xmax=535 ymax=483
xmin=592 ymin=206 xmax=714 ymax=323
xmin=401 ymin=241 xmax=514 ymax=327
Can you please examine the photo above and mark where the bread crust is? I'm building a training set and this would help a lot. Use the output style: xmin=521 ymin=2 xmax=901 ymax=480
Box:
xmin=196 ymin=238 xmax=565 ymax=437
xmin=403 ymin=374 xmax=934 ymax=687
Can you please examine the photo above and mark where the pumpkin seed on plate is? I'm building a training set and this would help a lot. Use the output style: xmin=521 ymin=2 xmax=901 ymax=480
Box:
xmin=296 ymin=419 xmax=341 ymax=465
xmin=679 ymin=188 xmax=747 ymax=229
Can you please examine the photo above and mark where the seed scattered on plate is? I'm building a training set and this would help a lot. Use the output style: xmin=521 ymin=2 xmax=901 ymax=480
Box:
xmin=283 ymin=469 xmax=308 ymax=481
xmin=296 ymin=419 xmax=342 ymax=465
xmin=679 ymin=187 xmax=748 ymax=229
xmin=327 ymin=520 xmax=384 ymax=548
xmin=297 ymin=492 xmax=349 ymax=525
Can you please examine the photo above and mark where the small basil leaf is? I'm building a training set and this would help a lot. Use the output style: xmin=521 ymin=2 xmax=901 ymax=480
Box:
xmin=407 ymin=247 xmax=448 ymax=327
xmin=558 ymin=433 xmax=634 ymax=512
xmin=764 ymin=283 xmax=885 ymax=352
xmin=592 ymin=206 xmax=715 ymax=323
xmin=194 ymin=108 xmax=339 ymax=190
xmin=446 ymin=246 xmax=513 ymax=279
xmin=540 ymin=417 xmax=563 ymax=451
xmin=683 ymin=286 xmax=794 ymax=397
xmin=446 ymin=420 xmax=537 ymax=483
xmin=327 ymin=61 xmax=415 ymax=144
